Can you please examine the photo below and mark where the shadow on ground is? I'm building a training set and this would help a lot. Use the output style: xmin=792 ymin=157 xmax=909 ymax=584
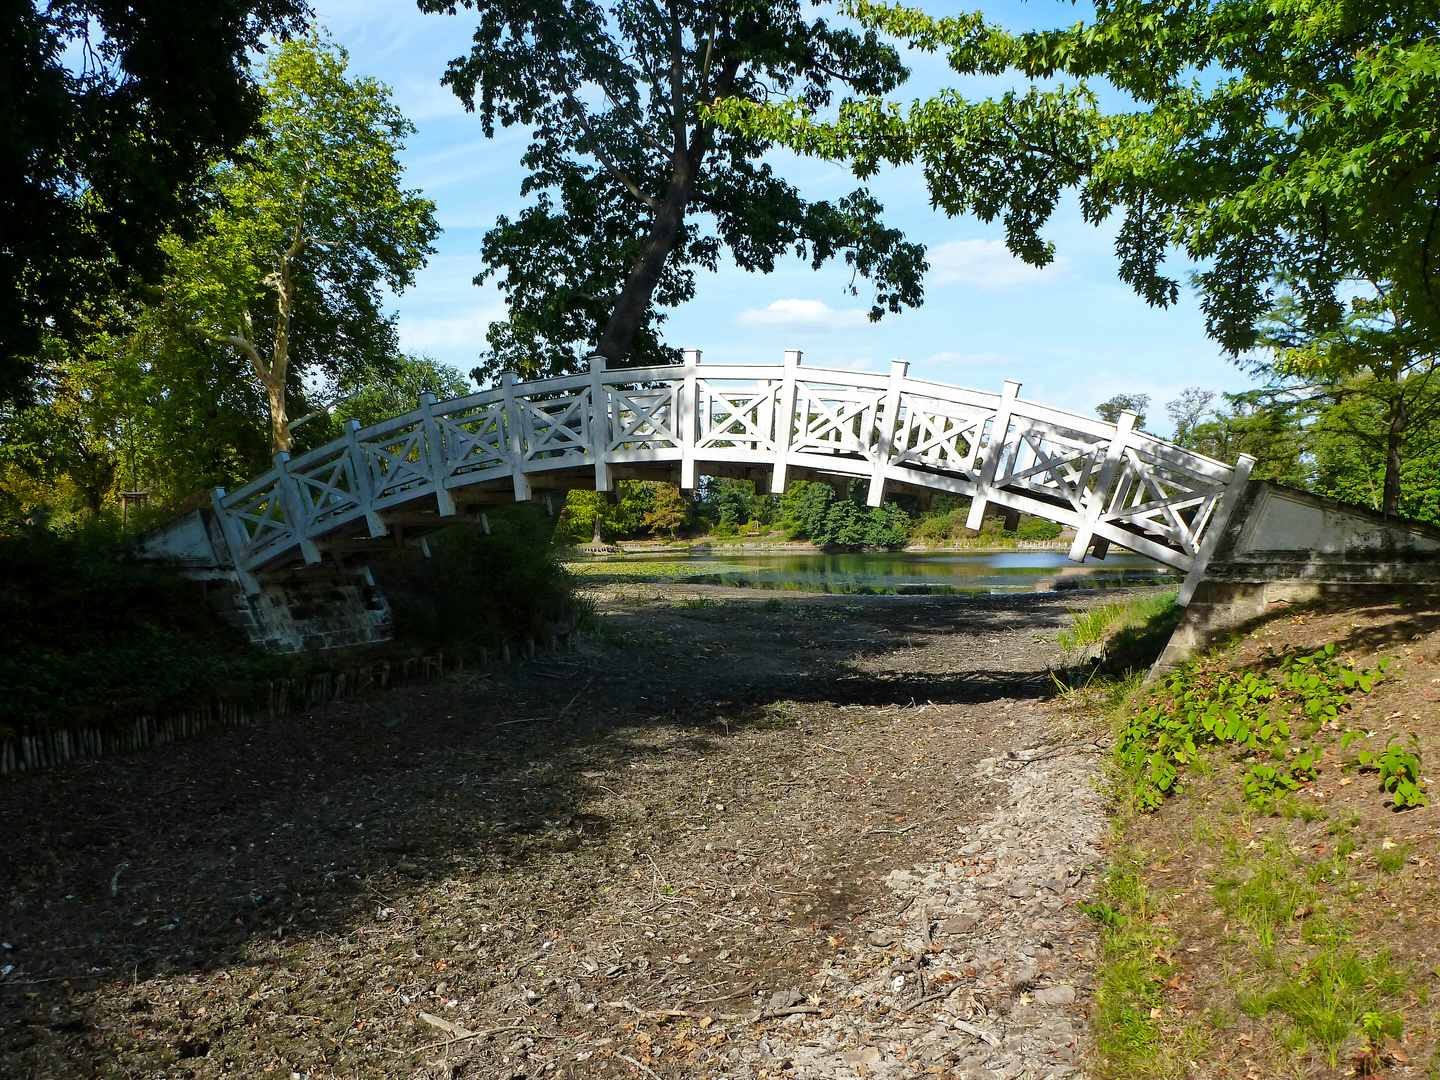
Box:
xmin=0 ymin=589 xmax=1089 ymax=1077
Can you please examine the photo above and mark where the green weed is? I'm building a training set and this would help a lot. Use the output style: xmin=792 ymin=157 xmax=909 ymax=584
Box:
xmin=1327 ymin=811 xmax=1362 ymax=836
xmin=1377 ymin=842 xmax=1410 ymax=874
xmin=1087 ymin=854 xmax=1209 ymax=1076
xmin=1356 ymin=733 xmax=1429 ymax=809
xmin=1115 ymin=644 xmax=1388 ymax=812
xmin=1243 ymin=951 xmax=1405 ymax=1065
xmin=1058 ymin=589 xmax=1181 ymax=673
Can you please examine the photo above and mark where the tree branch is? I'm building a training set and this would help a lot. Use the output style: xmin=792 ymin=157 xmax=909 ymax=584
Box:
xmin=593 ymin=79 xmax=669 ymax=156
xmin=668 ymin=0 xmax=686 ymax=157
xmin=563 ymin=88 xmax=660 ymax=212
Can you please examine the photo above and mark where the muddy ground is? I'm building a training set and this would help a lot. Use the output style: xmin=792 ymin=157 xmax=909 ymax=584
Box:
xmin=0 ymin=585 xmax=1125 ymax=1079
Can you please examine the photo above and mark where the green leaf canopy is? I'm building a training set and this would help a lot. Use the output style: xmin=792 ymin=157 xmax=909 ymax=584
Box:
xmin=421 ymin=0 xmax=929 ymax=381
xmin=715 ymin=0 xmax=1440 ymax=355
xmin=0 ymin=0 xmax=312 ymax=406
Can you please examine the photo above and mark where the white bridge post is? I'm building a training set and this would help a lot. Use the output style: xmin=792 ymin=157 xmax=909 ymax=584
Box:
xmin=679 ymin=349 xmax=700 ymax=491
xmin=500 ymin=370 xmax=531 ymax=502
xmin=770 ymin=349 xmax=802 ymax=494
xmin=868 ymin=359 xmax=909 ymax=506
xmin=272 ymin=451 xmax=321 ymax=564
xmin=209 ymin=487 xmax=261 ymax=595
xmin=966 ymin=379 xmax=1020 ymax=530
xmin=1177 ymin=454 xmax=1256 ymax=606
xmin=587 ymin=354 xmax=611 ymax=492
xmin=418 ymin=392 xmax=456 ymax=516
xmin=1068 ymin=410 xmax=1137 ymax=562
xmin=344 ymin=419 xmax=388 ymax=537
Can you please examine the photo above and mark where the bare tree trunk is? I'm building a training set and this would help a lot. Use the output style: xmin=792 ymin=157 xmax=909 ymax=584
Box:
xmin=1382 ymin=390 xmax=1407 ymax=516
xmin=591 ymin=40 xmax=738 ymax=365
xmin=267 ymin=381 xmax=292 ymax=454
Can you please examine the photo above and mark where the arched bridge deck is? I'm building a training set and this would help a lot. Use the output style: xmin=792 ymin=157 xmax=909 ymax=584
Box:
xmin=199 ymin=350 xmax=1255 ymax=606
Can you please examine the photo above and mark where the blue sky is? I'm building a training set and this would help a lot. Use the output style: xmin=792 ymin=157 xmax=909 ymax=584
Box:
xmin=312 ymin=0 xmax=1260 ymax=438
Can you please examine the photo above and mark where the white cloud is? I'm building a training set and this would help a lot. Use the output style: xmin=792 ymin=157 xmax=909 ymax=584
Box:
xmin=735 ymin=299 xmax=868 ymax=332
xmin=925 ymin=350 xmax=1019 ymax=366
xmin=928 ymin=239 xmax=1069 ymax=288
xmin=397 ymin=307 xmax=505 ymax=353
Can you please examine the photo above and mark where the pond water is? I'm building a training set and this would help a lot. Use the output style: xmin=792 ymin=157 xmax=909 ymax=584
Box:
xmin=578 ymin=548 xmax=1181 ymax=596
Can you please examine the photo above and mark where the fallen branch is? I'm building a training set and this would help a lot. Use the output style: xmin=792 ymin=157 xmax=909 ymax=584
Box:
xmin=396 ymin=1016 xmax=522 ymax=1054
xmin=951 ymin=1018 xmax=1002 ymax=1047
xmin=900 ymin=982 xmax=962 ymax=1016
xmin=418 ymin=1012 xmax=468 ymax=1036
xmin=868 ymin=823 xmax=921 ymax=835
xmin=608 ymin=1000 xmax=743 ymax=1022
xmin=749 ymin=1005 xmax=823 ymax=1022
xmin=617 ymin=1051 xmax=664 ymax=1080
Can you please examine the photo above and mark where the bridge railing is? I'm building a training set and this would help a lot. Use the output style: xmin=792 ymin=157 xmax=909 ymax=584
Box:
xmin=209 ymin=350 xmax=1253 ymax=600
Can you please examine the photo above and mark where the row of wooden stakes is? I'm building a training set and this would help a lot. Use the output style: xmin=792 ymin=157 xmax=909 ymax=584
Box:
xmin=0 ymin=634 xmax=563 ymax=777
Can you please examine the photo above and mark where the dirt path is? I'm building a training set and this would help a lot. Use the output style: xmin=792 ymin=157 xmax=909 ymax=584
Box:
xmin=0 ymin=586 xmax=1128 ymax=1079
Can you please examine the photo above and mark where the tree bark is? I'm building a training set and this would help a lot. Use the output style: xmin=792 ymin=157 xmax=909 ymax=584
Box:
xmin=1382 ymin=389 xmax=1407 ymax=516
xmin=595 ymin=174 xmax=694 ymax=363
xmin=592 ymin=41 xmax=740 ymax=365
xmin=267 ymin=381 xmax=291 ymax=455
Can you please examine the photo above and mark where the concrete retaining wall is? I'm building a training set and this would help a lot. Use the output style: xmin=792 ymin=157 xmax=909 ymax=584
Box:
xmin=1154 ymin=482 xmax=1440 ymax=673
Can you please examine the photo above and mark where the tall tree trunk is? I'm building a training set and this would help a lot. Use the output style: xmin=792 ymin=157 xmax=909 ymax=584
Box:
xmin=595 ymin=170 xmax=694 ymax=364
xmin=1382 ymin=390 xmax=1407 ymax=516
xmin=267 ymin=381 xmax=292 ymax=455
xmin=591 ymin=40 xmax=737 ymax=365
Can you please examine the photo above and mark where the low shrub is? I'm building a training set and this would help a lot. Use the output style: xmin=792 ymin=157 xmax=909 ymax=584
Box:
xmin=372 ymin=506 xmax=574 ymax=649
xmin=0 ymin=522 xmax=276 ymax=739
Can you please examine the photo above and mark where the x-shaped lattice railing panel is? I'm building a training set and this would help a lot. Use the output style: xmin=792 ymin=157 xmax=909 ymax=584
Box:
xmin=440 ymin=407 xmax=509 ymax=474
xmin=892 ymin=400 xmax=988 ymax=473
xmin=1100 ymin=448 xmax=1229 ymax=555
xmin=696 ymin=382 xmax=775 ymax=450
xmin=359 ymin=423 xmax=434 ymax=499
xmin=997 ymin=430 xmax=1105 ymax=513
xmin=293 ymin=450 xmax=362 ymax=522
xmin=607 ymin=388 xmax=678 ymax=451
xmin=229 ymin=484 xmax=290 ymax=551
xmin=521 ymin=394 xmax=590 ymax=461
xmin=790 ymin=384 xmax=884 ymax=458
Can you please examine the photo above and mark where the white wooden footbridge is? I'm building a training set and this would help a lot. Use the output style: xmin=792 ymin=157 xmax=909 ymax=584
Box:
xmin=155 ymin=350 xmax=1256 ymax=612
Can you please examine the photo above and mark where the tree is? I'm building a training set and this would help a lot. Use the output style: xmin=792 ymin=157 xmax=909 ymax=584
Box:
xmin=556 ymin=490 xmax=610 ymax=546
xmin=1256 ymin=280 xmax=1440 ymax=514
xmin=1 ymin=0 xmax=311 ymax=406
xmin=644 ymin=483 xmax=689 ymax=539
xmin=1186 ymin=390 xmax=1312 ymax=489
xmin=777 ymin=478 xmax=911 ymax=547
xmin=422 ymin=0 xmax=928 ymax=381
xmin=717 ymin=0 xmax=1440 ymax=358
xmin=317 ymin=355 xmax=471 ymax=434
xmin=1310 ymin=385 xmax=1440 ymax=524
xmin=1165 ymin=388 xmax=1216 ymax=449
xmin=170 ymin=32 xmax=439 ymax=453
xmin=1095 ymin=394 xmax=1149 ymax=429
